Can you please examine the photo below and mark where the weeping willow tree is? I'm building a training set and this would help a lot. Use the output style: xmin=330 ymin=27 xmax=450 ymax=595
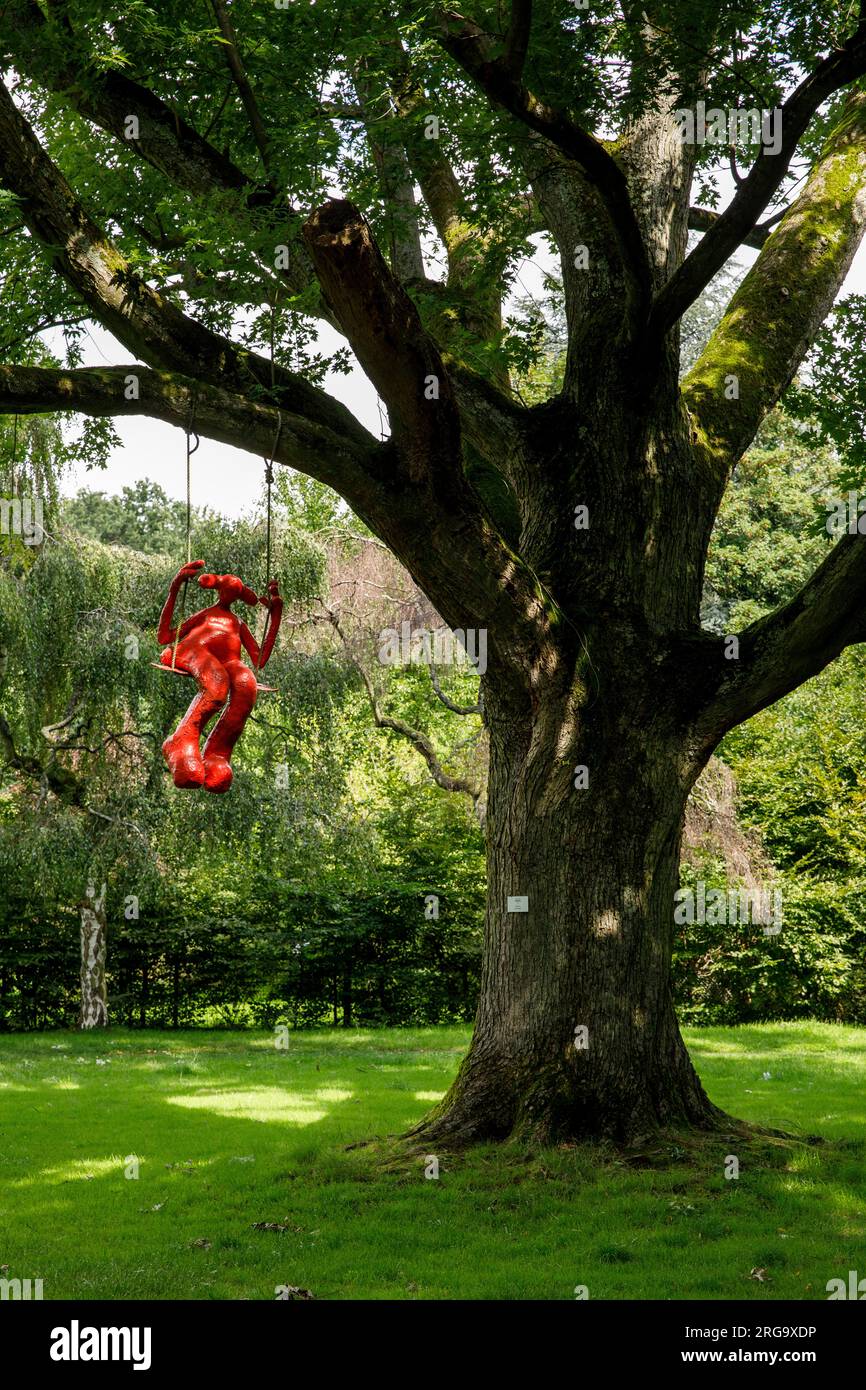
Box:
xmin=0 ymin=529 xmax=166 ymax=1024
xmin=0 ymin=495 xmax=325 ymax=1026
xmin=2 ymin=0 xmax=866 ymax=1137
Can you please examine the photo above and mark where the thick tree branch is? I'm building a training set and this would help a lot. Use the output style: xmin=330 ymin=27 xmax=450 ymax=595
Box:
xmin=392 ymin=79 xmax=518 ymax=371
xmin=651 ymin=25 xmax=866 ymax=337
xmin=692 ymin=533 xmax=866 ymax=746
xmin=0 ymin=78 xmax=368 ymax=448
xmin=447 ymin=360 xmax=528 ymax=484
xmin=302 ymin=198 xmax=562 ymax=699
xmin=3 ymin=1 xmax=252 ymax=198
xmin=683 ymin=89 xmax=866 ymax=488
xmin=0 ymin=360 xmax=550 ymax=698
xmin=436 ymin=7 xmax=651 ymax=329
xmin=390 ymin=73 xmax=465 ymax=263
xmin=386 ymin=35 xmax=504 ymax=318
xmin=0 ymin=363 xmax=390 ymax=519
xmin=304 ymin=198 xmax=463 ymax=487
xmin=517 ymin=134 xmax=627 ymax=395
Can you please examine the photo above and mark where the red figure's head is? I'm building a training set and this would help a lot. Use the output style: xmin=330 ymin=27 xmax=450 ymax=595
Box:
xmin=198 ymin=572 xmax=258 ymax=607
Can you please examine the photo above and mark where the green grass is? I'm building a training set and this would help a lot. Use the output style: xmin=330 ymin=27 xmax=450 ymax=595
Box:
xmin=1 ymin=1021 xmax=864 ymax=1300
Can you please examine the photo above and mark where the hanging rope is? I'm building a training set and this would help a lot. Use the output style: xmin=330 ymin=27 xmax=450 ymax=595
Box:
xmin=250 ymin=293 xmax=283 ymax=671
xmin=185 ymin=404 xmax=199 ymax=565
xmin=265 ymin=457 xmax=274 ymax=586
xmin=172 ymin=398 xmax=200 ymax=671
xmin=264 ymin=410 xmax=282 ymax=588
xmin=262 ymin=290 xmax=282 ymax=593
xmin=254 ymin=409 xmax=283 ymax=674
xmin=10 ymin=413 xmax=18 ymax=495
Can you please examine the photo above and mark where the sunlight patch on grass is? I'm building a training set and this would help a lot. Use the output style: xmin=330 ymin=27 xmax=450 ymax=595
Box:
xmin=24 ymin=1156 xmax=122 ymax=1185
xmin=166 ymin=1088 xmax=329 ymax=1124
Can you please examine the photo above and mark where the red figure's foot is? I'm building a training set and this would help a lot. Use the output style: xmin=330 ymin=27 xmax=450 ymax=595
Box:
xmin=203 ymin=754 xmax=233 ymax=794
xmin=162 ymin=734 xmax=205 ymax=789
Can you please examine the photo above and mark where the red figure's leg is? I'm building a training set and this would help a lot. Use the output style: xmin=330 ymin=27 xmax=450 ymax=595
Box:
xmin=162 ymin=651 xmax=230 ymax=789
xmin=201 ymin=659 xmax=258 ymax=793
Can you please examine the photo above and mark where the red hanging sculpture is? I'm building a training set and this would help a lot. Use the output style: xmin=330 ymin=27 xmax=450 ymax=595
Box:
xmin=157 ymin=560 xmax=283 ymax=793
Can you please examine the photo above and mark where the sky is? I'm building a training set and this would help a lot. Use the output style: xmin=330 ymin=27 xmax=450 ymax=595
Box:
xmin=53 ymin=169 xmax=866 ymax=522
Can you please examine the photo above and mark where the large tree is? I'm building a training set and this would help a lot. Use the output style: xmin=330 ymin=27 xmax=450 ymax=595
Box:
xmin=2 ymin=0 xmax=866 ymax=1143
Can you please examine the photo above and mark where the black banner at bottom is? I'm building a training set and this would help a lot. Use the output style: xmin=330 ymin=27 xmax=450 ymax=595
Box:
xmin=1 ymin=1297 xmax=859 ymax=1375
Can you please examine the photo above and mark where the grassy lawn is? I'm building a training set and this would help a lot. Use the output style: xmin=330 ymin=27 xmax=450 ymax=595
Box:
xmin=1 ymin=1021 xmax=864 ymax=1300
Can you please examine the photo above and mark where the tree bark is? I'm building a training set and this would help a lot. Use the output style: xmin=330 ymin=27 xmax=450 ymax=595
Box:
xmin=79 ymin=880 xmax=108 ymax=1030
xmin=412 ymin=680 xmax=722 ymax=1146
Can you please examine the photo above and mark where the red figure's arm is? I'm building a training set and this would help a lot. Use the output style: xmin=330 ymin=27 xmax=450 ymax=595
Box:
xmin=239 ymin=622 xmax=261 ymax=669
xmin=240 ymin=581 xmax=283 ymax=670
xmin=257 ymin=581 xmax=283 ymax=669
xmin=157 ymin=560 xmax=205 ymax=643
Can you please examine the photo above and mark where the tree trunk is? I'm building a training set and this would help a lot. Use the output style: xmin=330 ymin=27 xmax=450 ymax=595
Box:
xmin=406 ymin=353 xmax=734 ymax=1146
xmin=79 ymin=880 xmax=108 ymax=1030
xmin=413 ymin=664 xmax=724 ymax=1147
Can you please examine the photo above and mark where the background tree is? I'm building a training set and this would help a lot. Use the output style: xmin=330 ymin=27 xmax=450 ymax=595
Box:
xmin=61 ymin=480 xmax=193 ymax=554
xmin=3 ymin=1 xmax=866 ymax=1143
